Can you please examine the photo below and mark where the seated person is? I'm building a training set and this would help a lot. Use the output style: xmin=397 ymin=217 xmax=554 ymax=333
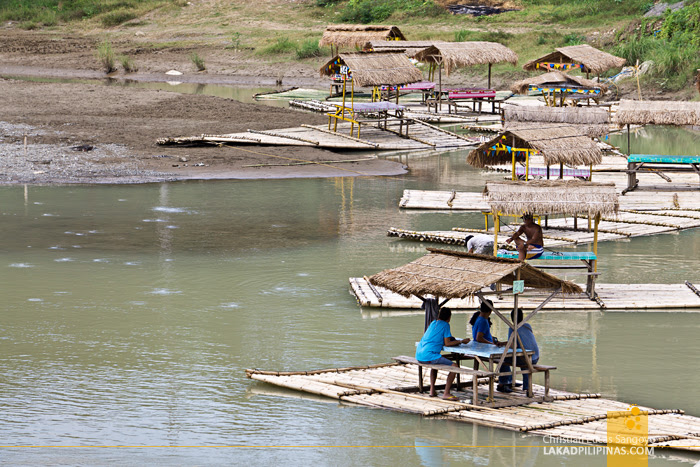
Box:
xmin=471 ymin=300 xmax=505 ymax=347
xmin=505 ymin=213 xmax=544 ymax=261
xmin=501 ymin=308 xmax=540 ymax=392
xmin=465 ymin=233 xmax=495 ymax=256
xmin=416 ymin=307 xmax=470 ymax=401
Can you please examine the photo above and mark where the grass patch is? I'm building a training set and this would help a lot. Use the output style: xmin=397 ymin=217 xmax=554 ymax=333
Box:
xmin=96 ymin=40 xmax=117 ymax=74
xmin=190 ymin=52 xmax=206 ymax=71
xmin=118 ymin=55 xmax=138 ymax=73
xmin=0 ymin=0 xmax=184 ymax=26
xmin=296 ymin=39 xmax=323 ymax=59
xmin=261 ymin=37 xmax=297 ymax=55
xmin=338 ymin=0 xmax=444 ymax=23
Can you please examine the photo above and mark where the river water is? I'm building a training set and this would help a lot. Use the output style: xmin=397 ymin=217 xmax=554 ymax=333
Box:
xmin=1 ymin=97 xmax=699 ymax=466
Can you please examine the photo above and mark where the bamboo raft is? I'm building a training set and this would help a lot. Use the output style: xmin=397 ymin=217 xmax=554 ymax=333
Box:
xmin=288 ymin=99 xmax=502 ymax=125
xmin=157 ymin=120 xmax=482 ymax=151
xmin=246 ymin=363 xmax=700 ymax=452
xmin=349 ymin=277 xmax=700 ymax=310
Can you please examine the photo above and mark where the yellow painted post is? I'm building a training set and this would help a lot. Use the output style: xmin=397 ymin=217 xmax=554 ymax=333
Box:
xmin=511 ymin=153 xmax=516 ymax=181
xmin=593 ymin=213 xmax=601 ymax=272
xmin=525 ymin=152 xmax=530 ymax=181
xmin=493 ymin=212 xmax=500 ymax=256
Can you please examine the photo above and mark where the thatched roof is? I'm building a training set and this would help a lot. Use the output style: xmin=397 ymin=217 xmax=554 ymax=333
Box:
xmin=503 ymin=105 xmax=610 ymax=137
xmin=612 ymin=99 xmax=700 ymax=127
xmin=523 ymin=44 xmax=626 ymax=75
xmin=413 ymin=42 xmax=518 ymax=75
xmin=319 ymin=51 xmax=423 ymax=87
xmin=368 ymin=248 xmax=582 ymax=298
xmin=319 ymin=25 xmax=406 ymax=49
xmin=484 ymin=180 xmax=619 ymax=216
xmin=368 ymin=40 xmax=441 ymax=57
xmin=511 ymin=71 xmax=603 ymax=94
xmin=467 ymin=123 xmax=605 ymax=167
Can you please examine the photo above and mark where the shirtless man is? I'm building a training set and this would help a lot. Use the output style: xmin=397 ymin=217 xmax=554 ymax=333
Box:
xmin=505 ymin=214 xmax=544 ymax=261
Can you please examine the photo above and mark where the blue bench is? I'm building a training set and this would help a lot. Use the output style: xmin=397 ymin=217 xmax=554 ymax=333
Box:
xmin=497 ymin=250 xmax=598 ymax=295
xmin=625 ymin=154 xmax=700 ymax=193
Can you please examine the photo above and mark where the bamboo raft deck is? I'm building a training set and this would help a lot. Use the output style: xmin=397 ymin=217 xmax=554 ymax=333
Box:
xmin=288 ymin=99 xmax=502 ymax=125
xmin=349 ymin=277 xmax=700 ymax=311
xmin=246 ymin=363 xmax=700 ymax=452
xmin=158 ymin=120 xmax=481 ymax=152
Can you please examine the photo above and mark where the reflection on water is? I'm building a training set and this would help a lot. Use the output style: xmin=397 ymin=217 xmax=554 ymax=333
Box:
xmin=1 ymin=145 xmax=699 ymax=465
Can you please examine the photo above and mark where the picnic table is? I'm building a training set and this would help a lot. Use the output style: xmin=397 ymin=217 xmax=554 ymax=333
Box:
xmin=328 ymin=101 xmax=407 ymax=138
xmin=427 ymin=88 xmax=501 ymax=114
xmin=625 ymin=154 xmax=700 ymax=193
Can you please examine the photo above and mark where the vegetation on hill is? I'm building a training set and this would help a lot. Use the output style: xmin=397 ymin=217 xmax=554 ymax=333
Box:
xmin=2 ymin=0 xmax=699 ymax=93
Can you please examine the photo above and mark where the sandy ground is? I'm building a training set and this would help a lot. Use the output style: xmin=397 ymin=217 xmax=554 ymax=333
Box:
xmin=0 ymin=30 xmax=408 ymax=184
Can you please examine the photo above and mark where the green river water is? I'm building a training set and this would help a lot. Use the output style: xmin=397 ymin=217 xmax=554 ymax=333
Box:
xmin=0 ymin=87 xmax=699 ymax=466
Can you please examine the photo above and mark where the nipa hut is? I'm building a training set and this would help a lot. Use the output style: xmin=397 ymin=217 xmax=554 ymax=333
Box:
xmin=483 ymin=179 xmax=619 ymax=261
xmin=484 ymin=179 xmax=619 ymax=217
xmin=319 ymin=25 xmax=406 ymax=55
xmin=467 ymin=123 xmax=604 ymax=177
xmin=413 ymin=41 xmax=518 ymax=88
xmin=510 ymin=71 xmax=604 ymax=106
xmin=319 ymin=51 xmax=423 ymax=88
xmin=523 ymin=44 xmax=626 ymax=77
xmin=368 ymin=247 xmax=582 ymax=299
xmin=503 ymin=105 xmax=610 ymax=137
xmin=612 ymin=99 xmax=700 ymax=127
xmin=368 ymin=40 xmax=441 ymax=58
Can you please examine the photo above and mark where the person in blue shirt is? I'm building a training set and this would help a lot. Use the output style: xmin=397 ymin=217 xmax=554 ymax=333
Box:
xmin=471 ymin=300 xmax=515 ymax=393
xmin=502 ymin=308 xmax=540 ymax=392
xmin=416 ymin=307 xmax=470 ymax=401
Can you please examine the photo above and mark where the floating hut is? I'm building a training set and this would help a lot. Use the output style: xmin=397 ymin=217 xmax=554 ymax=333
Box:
xmin=367 ymin=40 xmax=440 ymax=57
xmin=413 ymin=41 xmax=518 ymax=97
xmin=467 ymin=123 xmax=604 ymax=180
xmin=510 ymin=71 xmax=604 ymax=107
xmin=319 ymin=51 xmax=422 ymax=136
xmin=319 ymin=24 xmax=406 ymax=56
xmin=523 ymin=44 xmax=626 ymax=78
xmin=503 ymin=105 xmax=610 ymax=137
xmin=483 ymin=179 xmax=619 ymax=284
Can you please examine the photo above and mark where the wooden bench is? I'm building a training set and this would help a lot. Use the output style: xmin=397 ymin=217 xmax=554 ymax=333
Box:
xmin=496 ymin=250 xmax=598 ymax=296
xmin=625 ymin=154 xmax=700 ymax=194
xmin=393 ymin=355 xmax=496 ymax=405
xmin=531 ymin=364 xmax=556 ymax=397
xmin=446 ymin=90 xmax=498 ymax=115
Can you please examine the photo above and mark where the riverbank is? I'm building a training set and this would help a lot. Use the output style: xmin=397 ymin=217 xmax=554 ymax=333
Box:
xmin=0 ymin=76 xmax=408 ymax=184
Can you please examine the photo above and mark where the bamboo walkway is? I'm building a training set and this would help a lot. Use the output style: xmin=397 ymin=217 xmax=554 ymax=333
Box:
xmin=348 ymin=277 xmax=700 ymax=311
xmin=157 ymin=120 xmax=482 ymax=151
xmin=247 ymin=363 xmax=700 ymax=452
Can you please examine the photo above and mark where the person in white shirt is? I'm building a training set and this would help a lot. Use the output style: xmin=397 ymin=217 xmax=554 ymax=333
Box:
xmin=465 ymin=234 xmax=494 ymax=256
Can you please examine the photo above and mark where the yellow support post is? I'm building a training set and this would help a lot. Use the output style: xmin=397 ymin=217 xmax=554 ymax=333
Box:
xmin=493 ymin=212 xmax=500 ymax=256
xmin=593 ymin=213 xmax=601 ymax=272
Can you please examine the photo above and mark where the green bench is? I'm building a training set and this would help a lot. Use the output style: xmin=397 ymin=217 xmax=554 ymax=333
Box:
xmin=497 ymin=250 xmax=598 ymax=296
xmin=625 ymin=154 xmax=700 ymax=194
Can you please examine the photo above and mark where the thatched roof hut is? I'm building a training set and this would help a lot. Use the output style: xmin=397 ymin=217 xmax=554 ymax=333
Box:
xmin=319 ymin=25 xmax=406 ymax=50
xmin=510 ymin=71 xmax=603 ymax=95
xmin=523 ymin=44 xmax=626 ymax=75
xmin=413 ymin=42 xmax=518 ymax=75
xmin=503 ymin=105 xmax=610 ymax=137
xmin=467 ymin=123 xmax=605 ymax=167
xmin=368 ymin=40 xmax=441 ymax=57
xmin=484 ymin=180 xmax=619 ymax=217
xmin=319 ymin=51 xmax=423 ymax=87
xmin=368 ymin=248 xmax=582 ymax=298
xmin=612 ymin=99 xmax=700 ymax=127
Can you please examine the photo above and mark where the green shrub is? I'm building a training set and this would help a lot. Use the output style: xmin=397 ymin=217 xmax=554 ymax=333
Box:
xmin=101 ymin=9 xmax=137 ymax=27
xmin=190 ymin=52 xmax=206 ymax=71
xmin=119 ymin=55 xmax=138 ymax=73
xmin=339 ymin=0 xmax=443 ymax=24
xmin=454 ymin=30 xmax=469 ymax=42
xmin=296 ymin=39 xmax=322 ymax=59
xmin=563 ymin=33 xmax=585 ymax=46
xmin=261 ymin=37 xmax=297 ymax=55
xmin=96 ymin=40 xmax=117 ymax=74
